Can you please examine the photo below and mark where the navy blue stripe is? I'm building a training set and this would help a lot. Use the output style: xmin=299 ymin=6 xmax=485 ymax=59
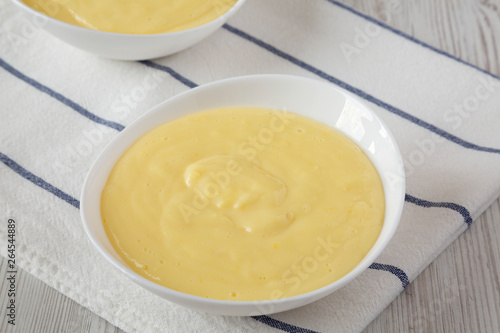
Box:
xmin=0 ymin=58 xmax=125 ymax=132
xmin=405 ymin=194 xmax=472 ymax=227
xmin=0 ymin=152 xmax=79 ymax=209
xmin=369 ymin=263 xmax=409 ymax=288
xmin=252 ymin=316 xmax=318 ymax=333
xmin=139 ymin=61 xmax=199 ymax=88
xmin=222 ymin=24 xmax=500 ymax=155
xmin=325 ymin=0 xmax=500 ymax=82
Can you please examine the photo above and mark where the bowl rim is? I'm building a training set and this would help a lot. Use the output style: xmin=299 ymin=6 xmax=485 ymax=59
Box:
xmin=80 ymin=74 xmax=406 ymax=313
xmin=10 ymin=0 xmax=247 ymax=37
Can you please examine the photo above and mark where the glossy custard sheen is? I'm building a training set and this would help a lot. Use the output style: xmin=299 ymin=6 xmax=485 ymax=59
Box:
xmin=22 ymin=0 xmax=238 ymax=34
xmin=101 ymin=107 xmax=385 ymax=301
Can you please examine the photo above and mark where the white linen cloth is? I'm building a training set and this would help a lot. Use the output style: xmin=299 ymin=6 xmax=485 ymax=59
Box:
xmin=1 ymin=0 xmax=500 ymax=332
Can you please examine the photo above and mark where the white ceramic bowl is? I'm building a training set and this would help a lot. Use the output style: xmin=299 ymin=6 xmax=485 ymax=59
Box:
xmin=80 ymin=75 xmax=405 ymax=316
xmin=11 ymin=0 xmax=246 ymax=60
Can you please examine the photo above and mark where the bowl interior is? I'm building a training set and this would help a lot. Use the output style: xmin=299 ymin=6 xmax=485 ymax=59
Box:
xmin=81 ymin=74 xmax=405 ymax=315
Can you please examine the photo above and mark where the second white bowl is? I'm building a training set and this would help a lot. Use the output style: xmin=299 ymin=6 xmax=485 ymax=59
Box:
xmin=11 ymin=0 xmax=246 ymax=60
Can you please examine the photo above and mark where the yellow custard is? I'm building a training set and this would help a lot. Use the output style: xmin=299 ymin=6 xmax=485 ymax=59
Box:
xmin=22 ymin=0 xmax=238 ymax=34
xmin=101 ymin=107 xmax=385 ymax=301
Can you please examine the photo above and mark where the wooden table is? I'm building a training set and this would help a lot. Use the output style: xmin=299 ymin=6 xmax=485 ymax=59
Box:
xmin=1 ymin=0 xmax=499 ymax=332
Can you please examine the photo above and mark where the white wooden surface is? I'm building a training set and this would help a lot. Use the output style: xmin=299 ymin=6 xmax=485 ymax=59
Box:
xmin=1 ymin=0 xmax=500 ymax=332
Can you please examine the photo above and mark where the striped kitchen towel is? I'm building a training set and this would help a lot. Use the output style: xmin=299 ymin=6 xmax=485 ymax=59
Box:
xmin=1 ymin=0 xmax=500 ymax=332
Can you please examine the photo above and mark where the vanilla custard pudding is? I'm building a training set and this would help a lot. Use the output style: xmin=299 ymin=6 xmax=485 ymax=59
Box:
xmin=101 ymin=107 xmax=385 ymax=301
xmin=22 ymin=0 xmax=238 ymax=34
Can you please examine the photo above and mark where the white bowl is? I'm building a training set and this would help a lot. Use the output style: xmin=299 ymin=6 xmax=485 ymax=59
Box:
xmin=11 ymin=0 xmax=246 ymax=60
xmin=80 ymin=75 xmax=405 ymax=316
